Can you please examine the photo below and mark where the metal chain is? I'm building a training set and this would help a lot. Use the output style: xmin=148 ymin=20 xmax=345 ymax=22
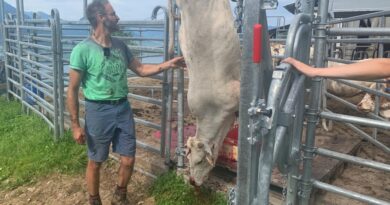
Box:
xmin=234 ymin=0 xmax=244 ymax=33
xmin=281 ymin=174 xmax=288 ymax=201
xmin=228 ymin=187 xmax=236 ymax=205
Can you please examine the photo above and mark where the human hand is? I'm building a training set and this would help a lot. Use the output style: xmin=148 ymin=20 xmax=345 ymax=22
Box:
xmin=168 ymin=56 xmax=186 ymax=69
xmin=72 ymin=126 xmax=86 ymax=145
xmin=282 ymin=57 xmax=317 ymax=77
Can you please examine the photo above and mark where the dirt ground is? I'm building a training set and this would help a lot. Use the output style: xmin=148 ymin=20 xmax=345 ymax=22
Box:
xmin=0 ymin=78 xmax=389 ymax=205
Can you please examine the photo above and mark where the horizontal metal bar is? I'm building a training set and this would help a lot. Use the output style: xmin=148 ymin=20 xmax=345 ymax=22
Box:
xmin=19 ymin=41 xmax=52 ymax=50
xmin=128 ymin=85 xmax=163 ymax=89
xmin=328 ymin=10 xmax=390 ymax=25
xmin=327 ymin=38 xmax=390 ymax=44
xmin=60 ymin=20 xmax=91 ymax=25
xmin=23 ymin=19 xmax=50 ymax=24
xmin=61 ymin=35 xmax=88 ymax=39
xmin=136 ymin=140 xmax=160 ymax=154
xmin=30 ymin=36 xmax=53 ymax=43
xmin=138 ymin=54 xmax=164 ymax=59
xmin=127 ymin=93 xmax=162 ymax=106
xmin=115 ymin=36 xmax=164 ymax=42
xmin=117 ymin=20 xmax=165 ymax=26
xmin=324 ymin=94 xmax=385 ymax=121
xmin=326 ymin=57 xmax=355 ymax=64
xmin=344 ymin=122 xmax=390 ymax=154
xmin=61 ymin=26 xmax=90 ymax=30
xmin=320 ymin=111 xmax=390 ymax=130
xmin=21 ymin=57 xmax=53 ymax=71
xmin=312 ymin=180 xmax=390 ymax=205
xmin=23 ymin=71 xmax=54 ymax=91
xmin=6 ymin=39 xmax=52 ymax=51
xmin=7 ymin=78 xmax=21 ymax=88
xmin=23 ymin=50 xmax=53 ymax=62
xmin=316 ymin=148 xmax=390 ymax=172
xmin=3 ymin=24 xmax=52 ymax=31
xmin=328 ymin=28 xmax=390 ymax=36
xmin=128 ymin=46 xmax=164 ymax=53
xmin=269 ymin=39 xmax=286 ymax=43
xmin=334 ymin=79 xmax=390 ymax=98
xmin=272 ymin=54 xmax=284 ymax=59
xmin=23 ymin=87 xmax=55 ymax=113
xmin=5 ymin=64 xmax=21 ymax=74
xmin=134 ymin=118 xmax=161 ymax=130
xmin=125 ymin=29 xmax=164 ymax=32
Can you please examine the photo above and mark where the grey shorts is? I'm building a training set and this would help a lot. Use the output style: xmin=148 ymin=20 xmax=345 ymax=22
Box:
xmin=85 ymin=100 xmax=136 ymax=162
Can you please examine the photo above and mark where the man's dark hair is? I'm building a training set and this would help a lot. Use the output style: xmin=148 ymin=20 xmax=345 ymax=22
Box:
xmin=86 ymin=0 xmax=109 ymax=28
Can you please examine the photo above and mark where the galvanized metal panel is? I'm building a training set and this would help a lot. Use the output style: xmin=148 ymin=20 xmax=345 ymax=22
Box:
xmin=284 ymin=0 xmax=390 ymax=18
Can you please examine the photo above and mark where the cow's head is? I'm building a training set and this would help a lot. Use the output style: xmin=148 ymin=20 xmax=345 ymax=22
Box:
xmin=357 ymin=90 xmax=390 ymax=120
xmin=186 ymin=137 xmax=215 ymax=186
xmin=357 ymin=93 xmax=375 ymax=113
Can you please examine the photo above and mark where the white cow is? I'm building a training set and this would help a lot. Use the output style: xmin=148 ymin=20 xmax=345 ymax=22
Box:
xmin=356 ymin=83 xmax=390 ymax=119
xmin=176 ymin=0 xmax=241 ymax=186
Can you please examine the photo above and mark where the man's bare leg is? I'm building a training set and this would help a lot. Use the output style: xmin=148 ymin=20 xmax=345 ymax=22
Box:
xmin=111 ymin=156 xmax=135 ymax=204
xmin=117 ymin=156 xmax=135 ymax=187
xmin=86 ymin=160 xmax=102 ymax=198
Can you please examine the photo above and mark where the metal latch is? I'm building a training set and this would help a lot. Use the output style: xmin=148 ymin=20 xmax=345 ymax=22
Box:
xmin=261 ymin=0 xmax=278 ymax=10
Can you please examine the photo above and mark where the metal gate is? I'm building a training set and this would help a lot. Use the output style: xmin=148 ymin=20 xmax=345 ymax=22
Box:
xmin=0 ymin=0 xmax=180 ymax=162
xmin=1 ymin=0 xmax=64 ymax=139
xmin=235 ymin=0 xmax=390 ymax=204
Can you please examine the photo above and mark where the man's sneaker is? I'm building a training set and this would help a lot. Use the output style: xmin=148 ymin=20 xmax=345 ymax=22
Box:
xmin=111 ymin=187 xmax=130 ymax=205
xmin=89 ymin=195 xmax=102 ymax=205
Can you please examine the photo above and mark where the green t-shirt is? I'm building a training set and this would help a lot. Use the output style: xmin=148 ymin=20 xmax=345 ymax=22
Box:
xmin=70 ymin=37 xmax=134 ymax=100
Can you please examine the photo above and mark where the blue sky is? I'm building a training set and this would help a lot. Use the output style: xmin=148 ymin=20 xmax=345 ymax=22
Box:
xmin=5 ymin=0 xmax=294 ymax=25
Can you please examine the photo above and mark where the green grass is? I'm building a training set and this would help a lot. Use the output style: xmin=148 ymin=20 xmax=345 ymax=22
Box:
xmin=150 ymin=171 xmax=227 ymax=205
xmin=0 ymin=97 xmax=86 ymax=190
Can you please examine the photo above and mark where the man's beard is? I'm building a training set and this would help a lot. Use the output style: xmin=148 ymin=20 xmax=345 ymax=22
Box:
xmin=104 ymin=20 xmax=119 ymax=32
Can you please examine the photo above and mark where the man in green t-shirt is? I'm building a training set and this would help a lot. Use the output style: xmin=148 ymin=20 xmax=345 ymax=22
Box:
xmin=66 ymin=1 xmax=185 ymax=204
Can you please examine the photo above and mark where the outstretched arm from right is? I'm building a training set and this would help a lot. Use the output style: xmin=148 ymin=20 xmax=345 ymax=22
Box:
xmin=67 ymin=69 xmax=85 ymax=144
xmin=282 ymin=57 xmax=390 ymax=81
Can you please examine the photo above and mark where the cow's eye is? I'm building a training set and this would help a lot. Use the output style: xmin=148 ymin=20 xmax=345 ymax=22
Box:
xmin=195 ymin=159 xmax=203 ymax=165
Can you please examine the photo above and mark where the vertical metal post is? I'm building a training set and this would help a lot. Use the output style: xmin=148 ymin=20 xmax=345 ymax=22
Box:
xmin=19 ymin=0 xmax=24 ymax=24
xmin=52 ymin=9 xmax=64 ymax=138
xmin=83 ymin=0 xmax=88 ymax=20
xmin=50 ymin=18 xmax=59 ymax=139
xmin=299 ymin=0 xmax=329 ymax=204
xmin=16 ymin=0 xmax=24 ymax=109
xmin=372 ymin=16 xmax=385 ymax=141
xmin=163 ymin=0 xmax=175 ymax=165
xmin=236 ymin=0 xmax=274 ymax=204
xmin=0 ymin=0 xmax=4 ymax=22
xmin=151 ymin=5 xmax=170 ymax=158
xmin=236 ymin=0 xmax=261 ymax=202
xmin=175 ymin=2 xmax=185 ymax=169
xmin=0 ymin=0 xmax=8 ymax=100
xmin=286 ymin=87 xmax=305 ymax=204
